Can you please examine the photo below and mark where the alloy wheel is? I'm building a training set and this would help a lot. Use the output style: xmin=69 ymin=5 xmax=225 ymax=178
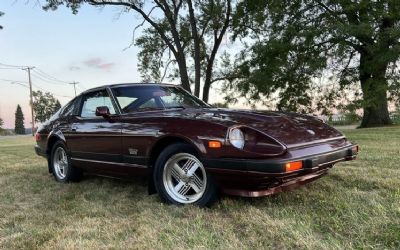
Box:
xmin=53 ymin=147 xmax=68 ymax=179
xmin=162 ymin=153 xmax=207 ymax=204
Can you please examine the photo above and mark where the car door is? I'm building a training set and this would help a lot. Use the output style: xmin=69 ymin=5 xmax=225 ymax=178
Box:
xmin=67 ymin=88 xmax=122 ymax=172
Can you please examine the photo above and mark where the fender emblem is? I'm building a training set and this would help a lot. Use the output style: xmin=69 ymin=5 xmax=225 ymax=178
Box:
xmin=128 ymin=148 xmax=138 ymax=155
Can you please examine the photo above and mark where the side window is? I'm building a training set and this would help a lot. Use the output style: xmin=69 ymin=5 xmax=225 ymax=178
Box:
xmin=117 ymin=96 xmax=138 ymax=110
xmin=61 ymin=101 xmax=75 ymax=117
xmin=80 ymin=90 xmax=116 ymax=118
xmin=139 ymin=98 xmax=158 ymax=109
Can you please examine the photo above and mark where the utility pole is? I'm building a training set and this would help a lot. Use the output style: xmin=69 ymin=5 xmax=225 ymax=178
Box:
xmin=70 ymin=81 xmax=78 ymax=97
xmin=23 ymin=67 xmax=35 ymax=136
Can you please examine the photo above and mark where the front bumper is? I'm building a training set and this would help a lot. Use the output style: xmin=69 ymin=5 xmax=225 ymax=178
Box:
xmin=203 ymin=144 xmax=358 ymax=197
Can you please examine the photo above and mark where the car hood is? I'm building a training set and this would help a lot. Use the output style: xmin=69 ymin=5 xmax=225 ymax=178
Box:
xmin=187 ymin=108 xmax=343 ymax=147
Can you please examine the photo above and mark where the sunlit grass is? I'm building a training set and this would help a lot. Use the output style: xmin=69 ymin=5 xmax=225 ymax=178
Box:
xmin=0 ymin=127 xmax=399 ymax=249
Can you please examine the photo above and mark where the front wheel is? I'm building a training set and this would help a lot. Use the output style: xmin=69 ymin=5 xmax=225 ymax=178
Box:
xmin=153 ymin=143 xmax=218 ymax=207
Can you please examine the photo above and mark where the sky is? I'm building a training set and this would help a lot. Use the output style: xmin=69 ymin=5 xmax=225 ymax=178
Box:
xmin=0 ymin=0 xmax=228 ymax=129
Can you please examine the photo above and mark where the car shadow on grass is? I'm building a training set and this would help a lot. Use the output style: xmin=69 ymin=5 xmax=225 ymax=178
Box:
xmin=58 ymin=167 xmax=385 ymax=211
xmin=72 ymin=172 xmax=332 ymax=208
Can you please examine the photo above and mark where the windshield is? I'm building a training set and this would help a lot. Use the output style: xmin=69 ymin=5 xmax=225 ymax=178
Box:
xmin=111 ymin=85 xmax=209 ymax=113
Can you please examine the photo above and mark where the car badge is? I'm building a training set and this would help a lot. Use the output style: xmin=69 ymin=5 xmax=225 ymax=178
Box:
xmin=129 ymin=148 xmax=138 ymax=155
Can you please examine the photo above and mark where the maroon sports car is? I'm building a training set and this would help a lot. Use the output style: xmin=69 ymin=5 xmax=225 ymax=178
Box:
xmin=35 ymin=83 xmax=358 ymax=206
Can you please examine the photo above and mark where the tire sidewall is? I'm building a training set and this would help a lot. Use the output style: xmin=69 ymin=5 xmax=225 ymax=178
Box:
xmin=153 ymin=143 xmax=218 ymax=207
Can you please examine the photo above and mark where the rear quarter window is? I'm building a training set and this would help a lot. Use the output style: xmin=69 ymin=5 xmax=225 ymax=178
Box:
xmin=59 ymin=96 xmax=80 ymax=118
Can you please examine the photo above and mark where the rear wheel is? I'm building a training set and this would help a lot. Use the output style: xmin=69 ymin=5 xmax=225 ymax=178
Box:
xmin=50 ymin=141 xmax=81 ymax=182
xmin=153 ymin=143 xmax=218 ymax=207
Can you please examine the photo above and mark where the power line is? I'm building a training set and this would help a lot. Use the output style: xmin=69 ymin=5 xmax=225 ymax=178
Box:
xmin=0 ymin=78 xmax=29 ymax=84
xmin=0 ymin=62 xmax=25 ymax=69
xmin=30 ymin=71 xmax=68 ymax=86
xmin=0 ymin=63 xmax=74 ymax=86
xmin=32 ymin=83 xmax=73 ymax=98
xmin=0 ymin=63 xmax=78 ymax=98
xmin=32 ymin=68 xmax=71 ymax=84
xmin=0 ymin=67 xmax=22 ymax=70
xmin=32 ymin=68 xmax=80 ymax=95
xmin=30 ymin=72 xmax=80 ymax=96
xmin=0 ymin=79 xmax=29 ymax=88
xmin=1 ymin=78 xmax=73 ymax=98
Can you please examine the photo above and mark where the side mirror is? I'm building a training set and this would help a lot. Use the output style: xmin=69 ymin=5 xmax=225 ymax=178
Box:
xmin=95 ymin=106 xmax=111 ymax=119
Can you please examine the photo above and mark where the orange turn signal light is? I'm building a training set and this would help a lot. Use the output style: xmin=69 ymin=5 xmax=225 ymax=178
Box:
xmin=285 ymin=161 xmax=303 ymax=172
xmin=208 ymin=141 xmax=222 ymax=148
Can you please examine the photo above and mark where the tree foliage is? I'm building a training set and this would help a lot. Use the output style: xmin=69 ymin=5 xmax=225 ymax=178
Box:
xmin=44 ymin=0 xmax=232 ymax=102
xmin=32 ymin=91 xmax=62 ymax=123
xmin=54 ymin=100 xmax=62 ymax=113
xmin=0 ymin=117 xmax=4 ymax=130
xmin=231 ymin=0 xmax=400 ymax=127
xmin=15 ymin=105 xmax=25 ymax=135
xmin=0 ymin=11 xmax=4 ymax=30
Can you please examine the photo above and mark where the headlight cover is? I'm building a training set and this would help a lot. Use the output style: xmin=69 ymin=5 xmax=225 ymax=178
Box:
xmin=228 ymin=128 xmax=245 ymax=149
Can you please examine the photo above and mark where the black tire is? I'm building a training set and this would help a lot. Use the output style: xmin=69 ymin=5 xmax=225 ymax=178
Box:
xmin=153 ymin=143 xmax=218 ymax=207
xmin=49 ymin=141 xmax=82 ymax=182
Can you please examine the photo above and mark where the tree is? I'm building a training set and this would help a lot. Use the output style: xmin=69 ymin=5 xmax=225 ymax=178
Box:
xmin=0 ymin=11 xmax=4 ymax=30
xmin=231 ymin=0 xmax=400 ymax=127
xmin=55 ymin=100 xmax=62 ymax=112
xmin=211 ymin=102 xmax=229 ymax=108
xmin=32 ymin=91 xmax=62 ymax=123
xmin=44 ymin=0 xmax=232 ymax=102
xmin=0 ymin=117 xmax=4 ymax=130
xmin=15 ymin=105 xmax=25 ymax=135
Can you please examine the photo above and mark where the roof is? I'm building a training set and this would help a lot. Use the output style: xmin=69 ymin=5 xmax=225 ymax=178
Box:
xmin=81 ymin=83 xmax=179 ymax=95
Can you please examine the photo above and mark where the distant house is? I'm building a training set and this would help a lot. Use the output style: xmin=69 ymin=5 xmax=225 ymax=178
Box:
xmin=330 ymin=113 xmax=345 ymax=122
xmin=317 ymin=113 xmax=345 ymax=123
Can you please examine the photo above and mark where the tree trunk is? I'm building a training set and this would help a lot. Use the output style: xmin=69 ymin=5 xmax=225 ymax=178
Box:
xmin=359 ymin=53 xmax=392 ymax=128
xmin=360 ymin=77 xmax=391 ymax=127
xmin=202 ymin=63 xmax=213 ymax=103
xmin=202 ymin=82 xmax=210 ymax=103
xmin=202 ymin=0 xmax=232 ymax=103
xmin=176 ymin=54 xmax=192 ymax=93
xmin=187 ymin=0 xmax=201 ymax=98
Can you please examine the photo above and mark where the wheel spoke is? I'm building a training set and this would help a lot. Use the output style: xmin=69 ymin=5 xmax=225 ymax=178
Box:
xmin=180 ymin=185 xmax=191 ymax=196
xmin=183 ymin=160 xmax=199 ymax=176
xmin=189 ymin=183 xmax=200 ymax=193
xmin=175 ymin=181 xmax=191 ymax=196
xmin=62 ymin=152 xmax=67 ymax=163
xmin=191 ymin=173 xmax=203 ymax=190
xmin=174 ymin=181 xmax=185 ymax=192
xmin=62 ymin=151 xmax=68 ymax=165
xmin=171 ymin=164 xmax=182 ymax=182
xmin=182 ymin=159 xmax=196 ymax=173
xmin=173 ymin=163 xmax=185 ymax=175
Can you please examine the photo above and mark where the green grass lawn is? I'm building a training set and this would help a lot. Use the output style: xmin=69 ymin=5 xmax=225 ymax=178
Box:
xmin=0 ymin=128 xmax=399 ymax=249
